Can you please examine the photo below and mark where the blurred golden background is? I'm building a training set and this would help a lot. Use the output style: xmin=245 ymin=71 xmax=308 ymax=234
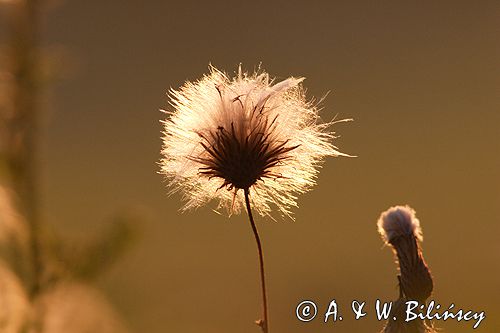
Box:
xmin=1 ymin=1 xmax=499 ymax=332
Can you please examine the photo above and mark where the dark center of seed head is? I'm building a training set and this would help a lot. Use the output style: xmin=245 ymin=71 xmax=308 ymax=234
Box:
xmin=195 ymin=122 xmax=298 ymax=191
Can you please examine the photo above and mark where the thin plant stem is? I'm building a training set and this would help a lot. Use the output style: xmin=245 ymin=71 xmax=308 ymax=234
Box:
xmin=244 ymin=188 xmax=269 ymax=333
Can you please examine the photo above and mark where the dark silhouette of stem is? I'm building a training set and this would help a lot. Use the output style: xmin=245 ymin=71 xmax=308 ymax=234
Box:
xmin=244 ymin=188 xmax=269 ymax=333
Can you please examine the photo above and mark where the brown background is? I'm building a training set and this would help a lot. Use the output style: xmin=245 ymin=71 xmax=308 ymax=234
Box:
xmin=30 ymin=1 xmax=500 ymax=332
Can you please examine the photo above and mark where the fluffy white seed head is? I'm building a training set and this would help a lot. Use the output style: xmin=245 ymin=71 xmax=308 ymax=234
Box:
xmin=160 ymin=65 xmax=349 ymax=218
xmin=377 ymin=205 xmax=423 ymax=243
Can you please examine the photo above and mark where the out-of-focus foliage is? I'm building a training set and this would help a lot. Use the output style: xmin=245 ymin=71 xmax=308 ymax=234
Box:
xmin=35 ymin=282 xmax=130 ymax=333
xmin=0 ymin=184 xmax=136 ymax=333
xmin=0 ymin=255 xmax=30 ymax=333
xmin=0 ymin=1 xmax=138 ymax=332
xmin=49 ymin=212 xmax=140 ymax=282
xmin=0 ymin=187 xmax=30 ymax=284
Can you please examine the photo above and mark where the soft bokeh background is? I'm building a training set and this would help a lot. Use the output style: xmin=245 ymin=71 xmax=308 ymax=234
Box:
xmin=4 ymin=0 xmax=499 ymax=332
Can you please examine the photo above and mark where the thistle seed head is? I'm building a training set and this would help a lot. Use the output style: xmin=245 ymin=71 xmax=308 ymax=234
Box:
xmin=160 ymin=65 xmax=349 ymax=218
xmin=378 ymin=205 xmax=433 ymax=303
xmin=378 ymin=205 xmax=423 ymax=244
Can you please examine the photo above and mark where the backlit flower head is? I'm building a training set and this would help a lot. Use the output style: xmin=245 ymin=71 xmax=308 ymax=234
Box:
xmin=160 ymin=65 xmax=349 ymax=218
xmin=377 ymin=205 xmax=433 ymax=303
xmin=377 ymin=205 xmax=423 ymax=243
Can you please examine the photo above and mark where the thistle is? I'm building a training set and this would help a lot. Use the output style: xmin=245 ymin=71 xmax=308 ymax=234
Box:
xmin=160 ymin=65 xmax=348 ymax=332
xmin=377 ymin=205 xmax=435 ymax=333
